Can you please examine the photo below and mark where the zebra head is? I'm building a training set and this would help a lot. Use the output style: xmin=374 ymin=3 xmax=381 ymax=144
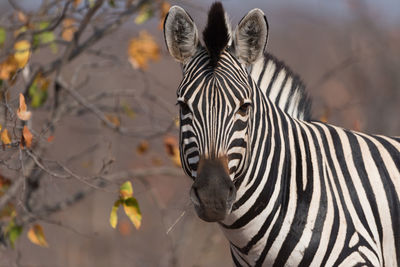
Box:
xmin=164 ymin=2 xmax=268 ymax=222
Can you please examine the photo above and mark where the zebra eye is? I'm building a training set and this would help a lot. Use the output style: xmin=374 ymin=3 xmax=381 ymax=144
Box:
xmin=238 ymin=102 xmax=251 ymax=114
xmin=177 ymin=101 xmax=191 ymax=114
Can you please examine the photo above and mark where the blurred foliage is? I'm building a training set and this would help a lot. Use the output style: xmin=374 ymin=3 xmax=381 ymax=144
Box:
xmin=0 ymin=0 xmax=178 ymax=251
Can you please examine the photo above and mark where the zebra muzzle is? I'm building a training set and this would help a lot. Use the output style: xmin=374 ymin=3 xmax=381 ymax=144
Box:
xmin=190 ymin=157 xmax=236 ymax=222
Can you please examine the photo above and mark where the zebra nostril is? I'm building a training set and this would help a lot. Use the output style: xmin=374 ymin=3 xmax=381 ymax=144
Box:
xmin=190 ymin=186 xmax=201 ymax=206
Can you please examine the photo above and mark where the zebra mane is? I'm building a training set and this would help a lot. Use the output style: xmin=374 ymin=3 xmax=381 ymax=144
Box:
xmin=250 ymin=53 xmax=312 ymax=121
xmin=203 ymin=2 xmax=230 ymax=67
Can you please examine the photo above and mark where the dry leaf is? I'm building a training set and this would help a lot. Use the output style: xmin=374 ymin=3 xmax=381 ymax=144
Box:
xmin=163 ymin=136 xmax=181 ymax=167
xmin=22 ymin=126 xmax=33 ymax=148
xmin=158 ymin=1 xmax=171 ymax=29
xmin=0 ymin=56 xmax=18 ymax=81
xmin=73 ymin=0 xmax=82 ymax=8
xmin=47 ymin=135 xmax=54 ymax=143
xmin=105 ymin=114 xmax=120 ymax=127
xmin=17 ymin=11 xmax=28 ymax=24
xmin=123 ymin=197 xmax=141 ymax=229
xmin=127 ymin=31 xmax=160 ymax=70
xmin=118 ymin=219 xmax=132 ymax=236
xmin=61 ymin=18 xmax=77 ymax=42
xmin=136 ymin=140 xmax=149 ymax=155
xmin=319 ymin=108 xmax=330 ymax=123
xmin=151 ymin=156 xmax=163 ymax=166
xmin=27 ymin=224 xmax=48 ymax=247
xmin=0 ymin=174 xmax=11 ymax=189
xmin=1 ymin=129 xmax=11 ymax=145
xmin=174 ymin=116 xmax=179 ymax=128
xmin=13 ymin=40 xmax=31 ymax=68
xmin=17 ymin=93 xmax=32 ymax=121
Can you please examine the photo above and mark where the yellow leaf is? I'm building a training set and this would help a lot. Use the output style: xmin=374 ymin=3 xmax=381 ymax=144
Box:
xmin=61 ymin=18 xmax=77 ymax=42
xmin=174 ymin=116 xmax=179 ymax=128
xmin=164 ymin=136 xmax=181 ymax=167
xmin=1 ymin=129 xmax=11 ymax=145
xmin=109 ymin=201 xmax=120 ymax=229
xmin=136 ymin=140 xmax=149 ymax=155
xmin=123 ymin=197 xmax=141 ymax=230
xmin=158 ymin=1 xmax=171 ymax=29
xmin=0 ymin=56 xmax=18 ymax=81
xmin=13 ymin=40 xmax=31 ymax=68
xmin=22 ymin=126 xmax=33 ymax=148
xmin=127 ymin=31 xmax=160 ymax=70
xmin=119 ymin=181 xmax=133 ymax=199
xmin=27 ymin=224 xmax=48 ymax=247
xmin=17 ymin=93 xmax=32 ymax=121
xmin=134 ymin=4 xmax=153 ymax=25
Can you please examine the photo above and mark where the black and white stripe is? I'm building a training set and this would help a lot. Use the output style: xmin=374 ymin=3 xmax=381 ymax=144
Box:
xmin=164 ymin=3 xmax=400 ymax=266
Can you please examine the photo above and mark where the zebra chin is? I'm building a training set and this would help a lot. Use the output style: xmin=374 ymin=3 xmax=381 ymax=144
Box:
xmin=189 ymin=156 xmax=237 ymax=222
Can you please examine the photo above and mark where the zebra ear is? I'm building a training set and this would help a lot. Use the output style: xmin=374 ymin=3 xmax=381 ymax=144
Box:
xmin=163 ymin=6 xmax=199 ymax=63
xmin=233 ymin=8 xmax=269 ymax=65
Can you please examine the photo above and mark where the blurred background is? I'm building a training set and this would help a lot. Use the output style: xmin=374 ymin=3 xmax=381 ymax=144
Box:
xmin=0 ymin=0 xmax=399 ymax=266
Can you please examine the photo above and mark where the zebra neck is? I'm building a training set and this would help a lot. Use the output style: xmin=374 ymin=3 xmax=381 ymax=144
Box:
xmin=250 ymin=53 xmax=311 ymax=121
xmin=220 ymin=90 xmax=313 ymax=261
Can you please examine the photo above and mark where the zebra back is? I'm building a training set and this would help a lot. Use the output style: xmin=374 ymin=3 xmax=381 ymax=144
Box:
xmin=250 ymin=53 xmax=312 ymax=121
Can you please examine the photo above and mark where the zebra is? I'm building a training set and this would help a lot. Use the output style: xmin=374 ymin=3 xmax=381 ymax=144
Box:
xmin=163 ymin=2 xmax=400 ymax=266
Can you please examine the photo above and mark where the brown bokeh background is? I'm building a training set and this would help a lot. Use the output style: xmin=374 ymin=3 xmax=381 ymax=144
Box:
xmin=0 ymin=0 xmax=399 ymax=266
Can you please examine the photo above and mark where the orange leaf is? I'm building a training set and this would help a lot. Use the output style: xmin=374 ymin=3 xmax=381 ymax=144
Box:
xmin=61 ymin=18 xmax=77 ymax=42
xmin=158 ymin=1 xmax=171 ymax=29
xmin=47 ymin=135 xmax=54 ymax=143
xmin=22 ymin=126 xmax=33 ymax=148
xmin=0 ymin=56 xmax=18 ymax=81
xmin=163 ymin=136 xmax=181 ymax=167
xmin=73 ymin=0 xmax=82 ymax=8
xmin=105 ymin=114 xmax=120 ymax=127
xmin=127 ymin=31 xmax=160 ymax=70
xmin=17 ymin=93 xmax=32 ymax=121
xmin=118 ymin=219 xmax=132 ymax=236
xmin=136 ymin=140 xmax=149 ymax=155
xmin=319 ymin=108 xmax=330 ymax=123
xmin=1 ymin=129 xmax=11 ymax=145
xmin=27 ymin=224 xmax=48 ymax=247
xmin=17 ymin=11 xmax=28 ymax=24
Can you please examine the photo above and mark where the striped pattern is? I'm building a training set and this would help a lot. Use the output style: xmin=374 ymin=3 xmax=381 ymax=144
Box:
xmin=178 ymin=49 xmax=251 ymax=180
xmin=176 ymin=47 xmax=400 ymax=266
xmin=250 ymin=53 xmax=311 ymax=121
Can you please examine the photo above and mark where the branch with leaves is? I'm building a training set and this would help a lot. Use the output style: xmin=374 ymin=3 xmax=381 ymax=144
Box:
xmin=0 ymin=0 xmax=183 ymax=255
